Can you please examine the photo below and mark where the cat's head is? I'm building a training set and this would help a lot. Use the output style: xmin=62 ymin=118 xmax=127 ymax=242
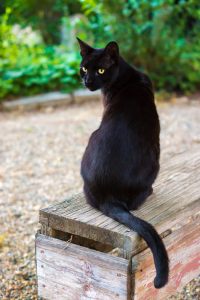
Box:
xmin=77 ymin=38 xmax=119 ymax=91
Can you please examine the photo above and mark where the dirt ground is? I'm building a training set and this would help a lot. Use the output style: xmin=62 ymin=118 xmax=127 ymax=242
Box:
xmin=0 ymin=98 xmax=199 ymax=299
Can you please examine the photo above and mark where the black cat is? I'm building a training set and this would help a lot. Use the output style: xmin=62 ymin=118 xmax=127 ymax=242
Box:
xmin=77 ymin=37 xmax=169 ymax=289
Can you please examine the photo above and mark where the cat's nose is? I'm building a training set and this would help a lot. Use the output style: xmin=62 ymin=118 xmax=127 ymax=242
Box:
xmin=85 ymin=78 xmax=93 ymax=85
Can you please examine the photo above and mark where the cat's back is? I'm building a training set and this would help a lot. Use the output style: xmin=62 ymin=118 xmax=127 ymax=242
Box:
xmin=102 ymin=67 xmax=159 ymax=139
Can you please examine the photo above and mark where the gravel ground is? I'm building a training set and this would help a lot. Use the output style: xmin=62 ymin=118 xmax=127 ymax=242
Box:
xmin=0 ymin=98 xmax=199 ymax=299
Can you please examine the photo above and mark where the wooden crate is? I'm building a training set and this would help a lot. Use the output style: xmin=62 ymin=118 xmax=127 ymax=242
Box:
xmin=36 ymin=148 xmax=200 ymax=299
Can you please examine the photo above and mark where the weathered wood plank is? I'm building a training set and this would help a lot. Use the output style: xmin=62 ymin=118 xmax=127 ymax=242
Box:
xmin=39 ymin=148 xmax=200 ymax=255
xmin=128 ymin=198 xmax=200 ymax=256
xmin=36 ymin=233 xmax=129 ymax=300
xmin=133 ymin=209 xmax=200 ymax=300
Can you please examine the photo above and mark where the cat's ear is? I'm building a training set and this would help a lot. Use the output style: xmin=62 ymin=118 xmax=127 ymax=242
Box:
xmin=104 ymin=41 xmax=119 ymax=60
xmin=76 ymin=37 xmax=94 ymax=57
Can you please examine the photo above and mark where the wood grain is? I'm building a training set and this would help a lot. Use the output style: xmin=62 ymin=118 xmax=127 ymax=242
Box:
xmin=37 ymin=148 xmax=200 ymax=299
xmin=39 ymin=148 xmax=200 ymax=255
xmin=36 ymin=233 xmax=129 ymax=300
xmin=133 ymin=210 xmax=200 ymax=300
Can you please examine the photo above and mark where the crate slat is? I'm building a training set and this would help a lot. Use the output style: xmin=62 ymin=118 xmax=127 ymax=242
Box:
xmin=36 ymin=233 xmax=130 ymax=300
xmin=133 ymin=206 xmax=200 ymax=299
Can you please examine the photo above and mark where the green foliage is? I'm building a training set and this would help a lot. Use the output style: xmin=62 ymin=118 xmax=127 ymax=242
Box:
xmin=0 ymin=8 xmax=81 ymax=100
xmin=4 ymin=0 xmax=82 ymax=44
xmin=0 ymin=0 xmax=200 ymax=101
xmin=0 ymin=46 xmax=81 ymax=99
xmin=80 ymin=0 xmax=200 ymax=92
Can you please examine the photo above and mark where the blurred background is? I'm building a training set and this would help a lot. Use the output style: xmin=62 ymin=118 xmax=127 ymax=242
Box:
xmin=0 ymin=1 xmax=200 ymax=299
xmin=0 ymin=0 xmax=200 ymax=101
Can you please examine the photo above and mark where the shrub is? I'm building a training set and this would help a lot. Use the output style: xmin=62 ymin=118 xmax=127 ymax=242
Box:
xmin=0 ymin=45 xmax=81 ymax=100
xmin=1 ymin=1 xmax=200 ymax=101
xmin=0 ymin=8 xmax=81 ymax=100
xmin=81 ymin=0 xmax=200 ymax=92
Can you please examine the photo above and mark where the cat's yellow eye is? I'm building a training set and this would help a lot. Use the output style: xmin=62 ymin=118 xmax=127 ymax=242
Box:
xmin=98 ymin=68 xmax=105 ymax=75
xmin=82 ymin=66 xmax=87 ymax=73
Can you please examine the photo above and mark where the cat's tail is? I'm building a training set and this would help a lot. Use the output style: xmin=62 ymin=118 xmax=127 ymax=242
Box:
xmin=100 ymin=201 xmax=169 ymax=288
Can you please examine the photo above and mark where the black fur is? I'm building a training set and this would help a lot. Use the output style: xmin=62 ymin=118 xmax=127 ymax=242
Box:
xmin=77 ymin=38 xmax=169 ymax=288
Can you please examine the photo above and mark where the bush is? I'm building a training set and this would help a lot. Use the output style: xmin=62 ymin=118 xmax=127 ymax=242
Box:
xmin=1 ymin=1 xmax=200 ymax=101
xmin=0 ymin=8 xmax=81 ymax=100
xmin=0 ymin=45 xmax=81 ymax=100
xmin=81 ymin=0 xmax=200 ymax=92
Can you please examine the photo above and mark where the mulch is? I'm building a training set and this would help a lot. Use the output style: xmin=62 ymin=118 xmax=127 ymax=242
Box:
xmin=0 ymin=98 xmax=199 ymax=299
